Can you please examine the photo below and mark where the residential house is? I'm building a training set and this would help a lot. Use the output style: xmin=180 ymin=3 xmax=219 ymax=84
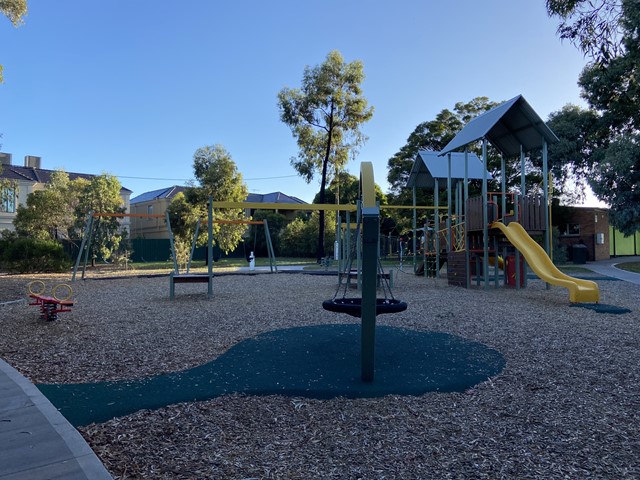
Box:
xmin=0 ymin=152 xmax=132 ymax=233
xmin=245 ymin=192 xmax=307 ymax=220
xmin=129 ymin=186 xmax=186 ymax=239
xmin=129 ymin=187 xmax=307 ymax=239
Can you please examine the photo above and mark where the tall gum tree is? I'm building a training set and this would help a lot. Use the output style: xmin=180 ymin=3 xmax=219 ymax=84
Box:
xmin=547 ymin=0 xmax=640 ymax=234
xmin=0 ymin=0 xmax=28 ymax=83
xmin=278 ymin=50 xmax=373 ymax=261
xmin=169 ymin=144 xmax=248 ymax=255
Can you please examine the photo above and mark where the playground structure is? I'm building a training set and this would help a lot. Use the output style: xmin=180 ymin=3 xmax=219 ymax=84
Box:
xmin=214 ymin=163 xmax=408 ymax=382
xmin=407 ymin=95 xmax=599 ymax=304
xmin=71 ymin=204 xmax=277 ymax=299
xmin=27 ymin=280 xmax=74 ymax=321
xmin=168 ymin=199 xmax=277 ymax=300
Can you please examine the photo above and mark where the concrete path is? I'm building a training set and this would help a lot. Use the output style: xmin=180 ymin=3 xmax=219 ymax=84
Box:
xmin=0 ymin=359 xmax=112 ymax=480
xmin=584 ymin=256 xmax=640 ymax=285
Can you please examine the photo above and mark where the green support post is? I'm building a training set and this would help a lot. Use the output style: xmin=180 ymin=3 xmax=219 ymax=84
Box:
xmin=166 ymin=211 xmax=179 ymax=274
xmin=360 ymin=207 xmax=379 ymax=382
xmin=263 ymin=218 xmax=278 ymax=272
xmin=187 ymin=219 xmax=201 ymax=274
xmin=71 ymin=212 xmax=94 ymax=282
xmin=207 ymin=197 xmax=213 ymax=298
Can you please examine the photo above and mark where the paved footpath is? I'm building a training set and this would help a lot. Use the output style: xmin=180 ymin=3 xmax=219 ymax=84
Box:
xmin=0 ymin=359 xmax=112 ymax=480
xmin=585 ymin=255 xmax=640 ymax=285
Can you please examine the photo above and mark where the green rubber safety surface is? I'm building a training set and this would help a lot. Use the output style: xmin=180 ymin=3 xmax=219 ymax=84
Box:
xmin=38 ymin=324 xmax=505 ymax=427
xmin=570 ymin=303 xmax=632 ymax=314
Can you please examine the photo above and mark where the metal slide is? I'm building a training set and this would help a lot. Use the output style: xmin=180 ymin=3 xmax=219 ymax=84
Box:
xmin=491 ymin=221 xmax=599 ymax=303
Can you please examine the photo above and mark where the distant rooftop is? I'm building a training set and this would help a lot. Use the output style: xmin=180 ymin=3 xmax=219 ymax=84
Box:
xmin=130 ymin=186 xmax=186 ymax=204
xmin=131 ymin=187 xmax=307 ymax=206
xmin=0 ymin=157 xmax=132 ymax=193
xmin=246 ymin=192 xmax=307 ymax=205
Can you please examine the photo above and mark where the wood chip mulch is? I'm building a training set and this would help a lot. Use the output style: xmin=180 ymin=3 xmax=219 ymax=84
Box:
xmin=1 ymin=269 xmax=639 ymax=479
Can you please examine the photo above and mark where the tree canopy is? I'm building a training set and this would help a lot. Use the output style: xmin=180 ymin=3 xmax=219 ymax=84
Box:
xmin=12 ymin=171 xmax=127 ymax=259
xmin=546 ymin=0 xmax=624 ymax=65
xmin=13 ymin=170 xmax=84 ymax=240
xmin=168 ymin=144 xmax=248 ymax=255
xmin=278 ymin=50 xmax=373 ymax=260
xmin=548 ymin=0 xmax=640 ymax=234
xmin=0 ymin=0 xmax=28 ymax=83
xmin=312 ymin=171 xmax=387 ymax=206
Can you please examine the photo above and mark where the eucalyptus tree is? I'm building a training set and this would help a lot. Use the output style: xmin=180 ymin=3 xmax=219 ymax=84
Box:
xmin=0 ymin=0 xmax=28 ymax=83
xmin=386 ymin=97 xmax=501 ymax=225
xmin=547 ymin=0 xmax=640 ymax=234
xmin=169 ymin=144 xmax=248 ymax=254
xmin=278 ymin=50 xmax=374 ymax=260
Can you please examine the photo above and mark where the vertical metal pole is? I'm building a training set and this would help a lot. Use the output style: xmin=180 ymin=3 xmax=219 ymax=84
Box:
xmin=519 ymin=145 xmax=527 ymax=287
xmin=542 ymin=140 xmax=550 ymax=255
xmin=482 ymin=139 xmax=489 ymax=289
xmin=514 ymin=193 xmax=521 ymax=290
xmin=166 ymin=211 xmax=179 ymax=274
xmin=447 ymin=153 xmax=452 ymax=254
xmin=72 ymin=212 xmax=94 ymax=282
xmin=81 ymin=214 xmax=96 ymax=280
xmin=263 ymin=218 xmax=277 ymax=272
xmin=361 ymin=208 xmax=379 ymax=382
xmin=207 ymin=197 xmax=213 ymax=298
xmin=187 ymin=219 xmax=201 ymax=274
xmin=464 ymin=148 xmax=469 ymax=288
xmin=501 ymin=154 xmax=506 ymax=220
xmin=412 ymin=186 xmax=417 ymax=273
xmin=434 ymin=179 xmax=440 ymax=280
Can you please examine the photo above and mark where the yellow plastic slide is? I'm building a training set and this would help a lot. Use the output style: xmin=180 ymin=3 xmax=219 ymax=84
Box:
xmin=491 ymin=221 xmax=599 ymax=303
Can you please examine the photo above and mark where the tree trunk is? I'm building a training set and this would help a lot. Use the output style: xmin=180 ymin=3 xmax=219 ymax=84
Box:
xmin=317 ymin=103 xmax=334 ymax=263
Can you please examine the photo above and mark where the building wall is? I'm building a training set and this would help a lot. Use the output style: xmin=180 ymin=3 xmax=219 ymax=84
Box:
xmin=0 ymin=181 xmax=43 ymax=232
xmin=557 ymin=207 xmax=610 ymax=261
xmin=1 ymin=180 xmax=131 ymax=234
xmin=130 ymin=198 xmax=171 ymax=239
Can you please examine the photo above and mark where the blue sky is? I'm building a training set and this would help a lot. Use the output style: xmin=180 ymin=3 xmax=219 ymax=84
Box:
xmin=1 ymin=1 xmax=591 ymax=204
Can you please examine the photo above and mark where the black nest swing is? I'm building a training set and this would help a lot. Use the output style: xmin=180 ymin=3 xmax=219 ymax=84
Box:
xmin=322 ymin=297 xmax=407 ymax=318
xmin=322 ymin=222 xmax=407 ymax=318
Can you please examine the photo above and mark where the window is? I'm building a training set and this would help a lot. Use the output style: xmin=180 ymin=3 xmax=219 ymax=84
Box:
xmin=147 ymin=205 xmax=153 ymax=215
xmin=0 ymin=187 xmax=16 ymax=213
xmin=562 ymin=223 xmax=580 ymax=236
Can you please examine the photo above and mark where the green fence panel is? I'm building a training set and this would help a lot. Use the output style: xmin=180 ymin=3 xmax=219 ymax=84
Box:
xmin=131 ymin=239 xmax=172 ymax=262
xmin=610 ymin=227 xmax=639 ymax=256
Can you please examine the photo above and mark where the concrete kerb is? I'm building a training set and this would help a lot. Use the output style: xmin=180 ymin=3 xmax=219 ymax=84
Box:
xmin=0 ymin=359 xmax=112 ymax=479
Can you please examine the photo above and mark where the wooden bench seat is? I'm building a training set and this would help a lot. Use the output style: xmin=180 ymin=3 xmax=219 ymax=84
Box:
xmin=169 ymin=273 xmax=213 ymax=299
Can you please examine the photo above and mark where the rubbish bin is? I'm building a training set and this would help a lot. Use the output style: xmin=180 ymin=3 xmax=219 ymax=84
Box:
xmin=572 ymin=244 xmax=588 ymax=264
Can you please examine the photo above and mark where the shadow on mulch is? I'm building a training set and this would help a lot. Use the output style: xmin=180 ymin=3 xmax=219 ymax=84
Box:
xmin=38 ymin=324 xmax=505 ymax=427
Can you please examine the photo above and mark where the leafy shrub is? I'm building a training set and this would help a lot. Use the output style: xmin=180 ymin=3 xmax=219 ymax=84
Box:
xmin=247 ymin=210 xmax=289 ymax=256
xmin=279 ymin=211 xmax=336 ymax=257
xmin=0 ymin=238 xmax=71 ymax=273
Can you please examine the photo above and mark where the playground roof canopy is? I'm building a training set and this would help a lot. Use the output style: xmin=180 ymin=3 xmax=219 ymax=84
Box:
xmin=406 ymin=150 xmax=491 ymax=189
xmin=439 ymin=95 xmax=559 ymax=157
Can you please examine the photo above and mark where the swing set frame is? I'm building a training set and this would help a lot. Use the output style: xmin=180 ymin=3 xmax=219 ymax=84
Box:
xmin=71 ymin=200 xmax=278 ymax=283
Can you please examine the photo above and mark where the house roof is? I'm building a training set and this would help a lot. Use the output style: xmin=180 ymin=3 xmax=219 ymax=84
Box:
xmin=440 ymin=95 xmax=559 ymax=157
xmin=406 ymin=150 xmax=491 ymax=189
xmin=0 ymin=164 xmax=132 ymax=192
xmin=246 ymin=192 xmax=307 ymax=205
xmin=131 ymin=188 xmax=308 ymax=206
xmin=130 ymin=186 xmax=186 ymax=204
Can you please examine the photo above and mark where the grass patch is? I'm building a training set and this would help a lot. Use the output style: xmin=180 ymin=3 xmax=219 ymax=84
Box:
xmin=129 ymin=258 xmax=317 ymax=271
xmin=616 ymin=262 xmax=640 ymax=274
